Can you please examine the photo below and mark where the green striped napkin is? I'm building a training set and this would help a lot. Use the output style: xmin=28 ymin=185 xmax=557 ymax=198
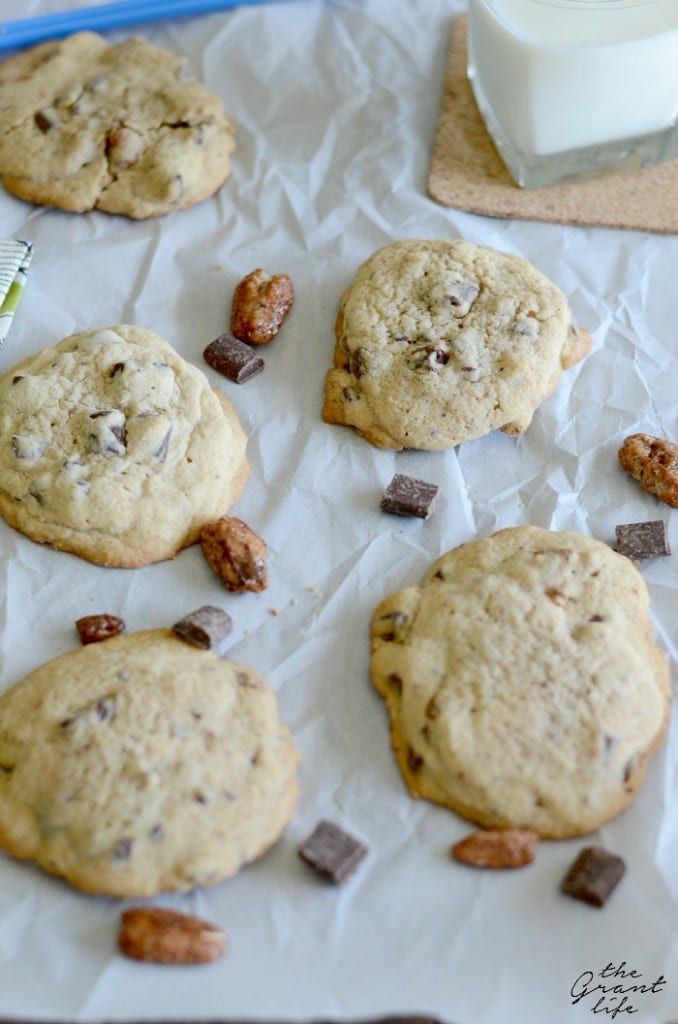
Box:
xmin=0 ymin=239 xmax=33 ymax=349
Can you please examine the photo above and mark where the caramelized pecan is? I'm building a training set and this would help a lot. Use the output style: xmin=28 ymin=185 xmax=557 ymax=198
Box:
xmin=452 ymin=828 xmax=538 ymax=869
xmin=230 ymin=269 xmax=294 ymax=345
xmin=118 ymin=907 xmax=227 ymax=964
xmin=618 ymin=433 xmax=678 ymax=508
xmin=75 ymin=613 xmax=125 ymax=645
xmin=200 ymin=516 xmax=268 ymax=592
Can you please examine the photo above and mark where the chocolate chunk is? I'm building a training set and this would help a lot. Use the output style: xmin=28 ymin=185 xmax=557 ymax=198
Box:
xmin=298 ymin=819 xmax=368 ymax=884
xmin=34 ymin=108 xmax=57 ymax=132
xmin=372 ymin=609 xmax=409 ymax=642
xmin=95 ymin=697 xmax=116 ymax=722
xmin=446 ymin=280 xmax=479 ymax=314
xmin=86 ymin=409 xmax=126 ymax=456
xmin=381 ymin=473 xmax=439 ymax=519
xmin=112 ymin=837 xmax=134 ymax=861
xmin=11 ymin=434 xmax=45 ymax=460
xmin=561 ymin=846 xmax=626 ymax=907
xmin=203 ymin=332 xmax=264 ymax=384
xmin=75 ymin=613 xmax=125 ymax=645
xmin=153 ymin=427 xmax=171 ymax=461
xmin=347 ymin=348 xmax=367 ymax=378
xmin=409 ymin=345 xmax=449 ymax=371
xmin=515 ymin=316 xmax=540 ymax=338
xmin=407 ymin=746 xmax=424 ymax=772
xmin=614 ymin=520 xmax=671 ymax=560
xmin=171 ymin=605 xmax=233 ymax=650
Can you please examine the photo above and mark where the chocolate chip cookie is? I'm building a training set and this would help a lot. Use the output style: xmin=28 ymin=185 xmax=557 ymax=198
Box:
xmin=0 ymin=325 xmax=249 ymax=567
xmin=323 ymin=239 xmax=591 ymax=450
xmin=0 ymin=629 xmax=300 ymax=896
xmin=370 ymin=526 xmax=670 ymax=838
xmin=0 ymin=32 xmax=235 ymax=218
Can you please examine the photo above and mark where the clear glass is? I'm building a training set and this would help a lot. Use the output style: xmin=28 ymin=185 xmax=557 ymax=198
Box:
xmin=467 ymin=0 xmax=678 ymax=188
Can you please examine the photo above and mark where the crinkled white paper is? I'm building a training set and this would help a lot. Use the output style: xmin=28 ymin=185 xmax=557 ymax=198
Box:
xmin=0 ymin=2 xmax=676 ymax=1023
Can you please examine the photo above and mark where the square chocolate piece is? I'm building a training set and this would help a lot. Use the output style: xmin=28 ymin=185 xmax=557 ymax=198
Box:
xmin=615 ymin=520 xmax=671 ymax=560
xmin=561 ymin=846 xmax=626 ymax=908
xmin=203 ymin=331 xmax=264 ymax=384
xmin=381 ymin=473 xmax=439 ymax=519
xmin=298 ymin=819 xmax=368 ymax=884
xmin=171 ymin=605 xmax=233 ymax=650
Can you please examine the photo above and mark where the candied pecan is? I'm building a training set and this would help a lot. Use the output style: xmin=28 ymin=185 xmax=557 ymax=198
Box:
xmin=75 ymin=613 xmax=125 ymax=645
xmin=618 ymin=433 xmax=678 ymax=508
xmin=452 ymin=828 xmax=538 ymax=869
xmin=200 ymin=516 xmax=268 ymax=592
xmin=118 ymin=907 xmax=227 ymax=964
xmin=230 ymin=268 xmax=294 ymax=346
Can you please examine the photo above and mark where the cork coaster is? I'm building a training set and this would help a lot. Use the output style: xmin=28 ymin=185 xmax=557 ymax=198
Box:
xmin=428 ymin=16 xmax=678 ymax=234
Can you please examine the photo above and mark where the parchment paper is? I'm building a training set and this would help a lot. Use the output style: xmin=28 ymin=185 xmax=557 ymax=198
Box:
xmin=0 ymin=2 xmax=677 ymax=1023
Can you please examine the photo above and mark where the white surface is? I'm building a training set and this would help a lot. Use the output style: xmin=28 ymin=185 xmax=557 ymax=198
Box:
xmin=467 ymin=0 xmax=678 ymax=155
xmin=0 ymin=1 xmax=677 ymax=1022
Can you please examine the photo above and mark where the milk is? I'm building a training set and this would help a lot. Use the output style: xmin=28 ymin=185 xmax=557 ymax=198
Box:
xmin=467 ymin=0 xmax=678 ymax=185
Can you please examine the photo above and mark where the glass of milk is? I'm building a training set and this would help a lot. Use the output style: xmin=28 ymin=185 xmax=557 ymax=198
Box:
xmin=467 ymin=0 xmax=678 ymax=188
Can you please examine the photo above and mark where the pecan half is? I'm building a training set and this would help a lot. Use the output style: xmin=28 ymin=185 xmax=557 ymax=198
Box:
xmin=200 ymin=516 xmax=268 ymax=592
xmin=75 ymin=613 xmax=125 ymax=645
xmin=118 ymin=907 xmax=227 ymax=964
xmin=452 ymin=828 xmax=538 ymax=869
xmin=230 ymin=269 xmax=294 ymax=345
xmin=618 ymin=433 xmax=678 ymax=508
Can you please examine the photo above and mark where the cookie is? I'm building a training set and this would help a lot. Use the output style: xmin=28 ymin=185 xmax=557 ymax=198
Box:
xmin=0 ymin=629 xmax=300 ymax=897
xmin=370 ymin=526 xmax=669 ymax=838
xmin=0 ymin=325 xmax=249 ymax=567
xmin=0 ymin=32 xmax=235 ymax=218
xmin=323 ymin=239 xmax=591 ymax=450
